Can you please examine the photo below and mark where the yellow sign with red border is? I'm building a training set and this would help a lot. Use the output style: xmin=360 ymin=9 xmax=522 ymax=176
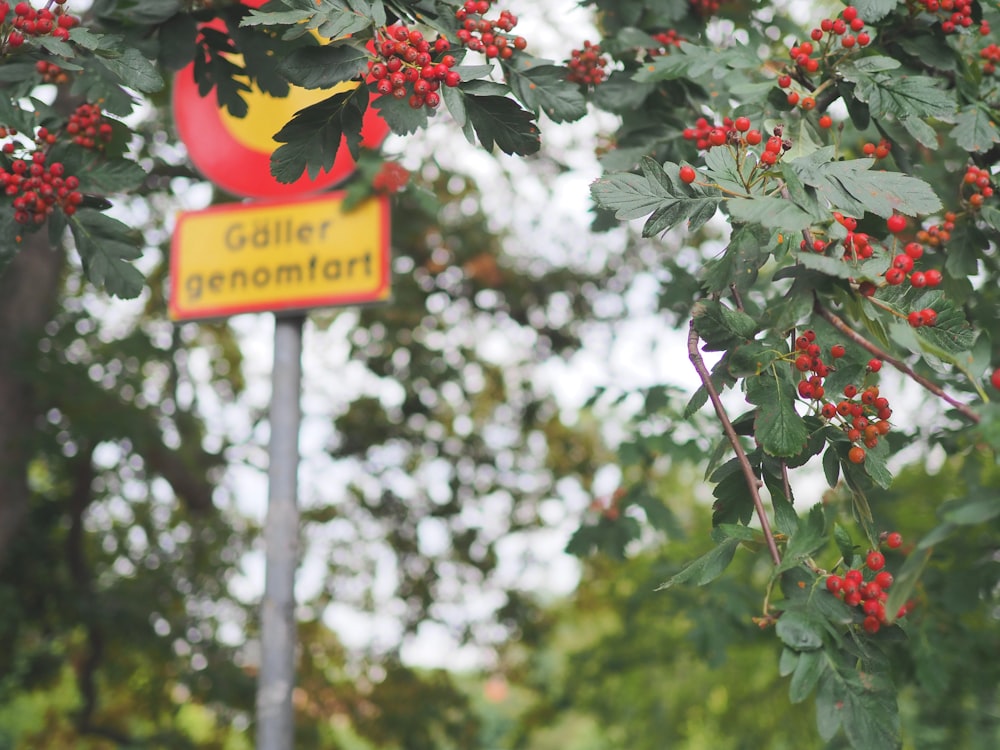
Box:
xmin=169 ymin=194 xmax=391 ymax=321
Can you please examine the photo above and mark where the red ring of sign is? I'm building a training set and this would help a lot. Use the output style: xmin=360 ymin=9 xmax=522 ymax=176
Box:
xmin=172 ymin=1 xmax=389 ymax=199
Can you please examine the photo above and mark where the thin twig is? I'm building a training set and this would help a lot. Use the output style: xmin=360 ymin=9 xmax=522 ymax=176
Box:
xmin=729 ymin=283 xmax=745 ymax=312
xmin=813 ymin=298 xmax=981 ymax=424
xmin=780 ymin=461 xmax=793 ymax=506
xmin=688 ymin=321 xmax=782 ymax=566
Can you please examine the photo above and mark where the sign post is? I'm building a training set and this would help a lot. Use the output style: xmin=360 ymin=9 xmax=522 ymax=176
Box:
xmin=257 ymin=312 xmax=304 ymax=749
xmin=170 ymin=5 xmax=391 ymax=745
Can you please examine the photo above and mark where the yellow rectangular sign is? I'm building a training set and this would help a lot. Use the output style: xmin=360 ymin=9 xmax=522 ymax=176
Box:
xmin=169 ymin=193 xmax=391 ymax=321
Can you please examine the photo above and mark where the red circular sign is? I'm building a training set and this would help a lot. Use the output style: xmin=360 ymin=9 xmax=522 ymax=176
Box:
xmin=172 ymin=2 xmax=388 ymax=199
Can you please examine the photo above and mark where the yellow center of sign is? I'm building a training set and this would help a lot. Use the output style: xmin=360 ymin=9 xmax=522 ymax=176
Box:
xmin=217 ymin=56 xmax=354 ymax=153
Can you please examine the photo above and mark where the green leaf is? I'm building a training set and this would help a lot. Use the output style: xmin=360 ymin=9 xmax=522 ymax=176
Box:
xmin=462 ymin=94 xmax=541 ymax=156
xmin=746 ymin=370 xmax=810 ymax=458
xmin=851 ymin=0 xmax=898 ymax=22
xmin=727 ymin=196 xmax=816 ymax=231
xmin=938 ymin=494 xmax=1000 ymax=525
xmin=840 ymin=62 xmax=955 ymax=122
xmin=823 ymin=446 xmax=841 ymax=488
xmin=790 ymin=650 xmax=826 ymax=704
xmin=592 ymin=70 xmax=655 ymax=112
xmin=270 ymin=87 xmax=367 ymax=183
xmin=816 ymin=671 xmax=844 ymax=742
xmin=503 ymin=63 xmax=587 ymax=123
xmin=949 ymin=105 xmax=1000 ymax=152
xmin=656 ymin=537 xmax=740 ymax=590
xmin=95 ymin=47 xmax=165 ymax=93
xmin=863 ymin=438 xmax=892 ymax=490
xmin=279 ymin=43 xmax=369 ymax=89
xmin=884 ymin=547 xmax=932 ymax=625
xmin=691 ymin=300 xmax=756 ymax=350
xmin=789 ymin=148 xmax=942 ymax=218
xmin=776 ymin=610 xmax=824 ymax=651
xmin=69 ymin=210 xmax=144 ymax=299
xmin=75 ymin=159 xmax=147 ymax=194
xmin=779 ymin=504 xmax=829 ymax=572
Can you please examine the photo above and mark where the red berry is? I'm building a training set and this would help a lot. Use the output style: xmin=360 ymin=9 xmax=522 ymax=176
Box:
xmin=991 ymin=368 xmax=1000 ymax=390
xmin=819 ymin=114 xmax=833 ymax=129
xmin=886 ymin=532 xmax=903 ymax=549
xmin=778 ymin=74 xmax=791 ymax=88
xmin=734 ymin=116 xmax=751 ymax=132
xmin=875 ymin=571 xmax=893 ymax=589
xmin=745 ymin=129 xmax=762 ymax=145
xmin=680 ymin=165 xmax=697 ymax=184
xmin=830 ymin=344 xmax=846 ymax=358
xmin=887 ymin=214 xmax=907 ymax=233
xmin=863 ymin=615 xmax=881 ymax=634
xmin=867 ymin=358 xmax=882 ymax=372
xmin=866 ymin=550 xmax=886 ymax=571
xmin=826 ymin=575 xmax=843 ymax=594
xmin=848 ymin=446 xmax=866 ymax=464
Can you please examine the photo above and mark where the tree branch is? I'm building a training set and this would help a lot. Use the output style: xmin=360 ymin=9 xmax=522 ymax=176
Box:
xmin=813 ymin=298 xmax=981 ymax=424
xmin=687 ymin=321 xmax=781 ymax=566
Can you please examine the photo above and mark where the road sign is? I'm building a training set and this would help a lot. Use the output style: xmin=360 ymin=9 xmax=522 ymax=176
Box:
xmin=169 ymin=193 xmax=391 ymax=321
xmin=172 ymin=0 xmax=389 ymax=198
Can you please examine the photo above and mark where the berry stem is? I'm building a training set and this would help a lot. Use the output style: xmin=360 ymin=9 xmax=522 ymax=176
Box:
xmin=687 ymin=320 xmax=782 ymax=566
xmin=812 ymin=298 xmax=981 ymax=423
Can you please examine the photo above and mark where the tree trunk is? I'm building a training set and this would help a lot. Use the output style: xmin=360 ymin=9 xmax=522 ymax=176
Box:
xmin=0 ymin=233 xmax=64 ymax=567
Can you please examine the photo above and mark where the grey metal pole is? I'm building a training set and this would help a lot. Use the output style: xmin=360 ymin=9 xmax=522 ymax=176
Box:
xmin=256 ymin=313 xmax=305 ymax=750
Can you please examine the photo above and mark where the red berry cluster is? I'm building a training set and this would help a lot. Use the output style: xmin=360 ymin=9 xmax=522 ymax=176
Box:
xmin=1 ymin=0 xmax=79 ymax=48
xmin=682 ymin=117 xmax=736 ymax=151
xmin=916 ymin=212 xmax=956 ymax=247
xmin=861 ymin=138 xmax=892 ymax=159
xmin=35 ymin=60 xmax=69 ymax=85
xmin=791 ymin=333 xmax=893 ymax=461
xmin=911 ymin=0 xmax=990 ymax=35
xmin=825 ymin=533 xmax=910 ymax=635
xmin=371 ymin=161 xmax=409 ymax=194
xmin=648 ymin=30 xmax=684 ymax=56
xmin=832 ymin=212 xmax=874 ymax=260
xmin=981 ymin=44 xmax=1000 ymax=75
xmin=689 ymin=0 xmax=723 ymax=17
xmin=810 ymin=6 xmax=871 ymax=51
xmin=962 ymin=164 xmax=993 ymax=209
xmin=66 ymin=103 xmax=113 ymax=149
xmin=0 ymin=151 xmax=82 ymax=224
xmin=884 ymin=239 xmax=942 ymax=292
xmin=455 ymin=1 xmax=525 ymax=60
xmin=370 ymin=26 xmax=459 ymax=110
xmin=566 ymin=41 xmax=608 ymax=86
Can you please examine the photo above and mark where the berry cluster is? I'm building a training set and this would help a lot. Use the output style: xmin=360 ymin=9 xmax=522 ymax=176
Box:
xmin=682 ymin=117 xmax=736 ymax=151
xmin=0 ymin=152 xmax=82 ymax=225
xmin=829 ymin=212 xmax=874 ymax=260
xmin=35 ymin=60 xmax=69 ymax=85
xmin=371 ymin=161 xmax=409 ymax=194
xmin=912 ymin=0 xmax=990 ymax=35
xmin=962 ymin=164 xmax=993 ymax=209
xmin=861 ymin=138 xmax=892 ymax=159
xmin=915 ymin=212 xmax=956 ymax=248
xmin=370 ymin=25 xmax=459 ymax=110
xmin=884 ymin=238 xmax=942 ymax=292
xmin=66 ymin=102 xmax=113 ymax=149
xmin=981 ymin=44 xmax=1000 ymax=75
xmin=1 ymin=0 xmax=79 ymax=48
xmin=825 ymin=533 xmax=910 ymax=635
xmin=790 ymin=332 xmax=893 ymax=460
xmin=648 ymin=30 xmax=683 ymax=56
xmin=566 ymin=41 xmax=608 ymax=86
xmin=690 ymin=0 xmax=723 ymax=17
xmin=455 ymin=1 xmax=525 ymax=60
